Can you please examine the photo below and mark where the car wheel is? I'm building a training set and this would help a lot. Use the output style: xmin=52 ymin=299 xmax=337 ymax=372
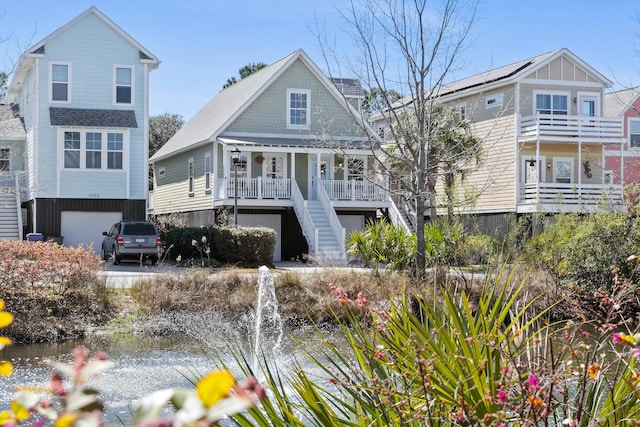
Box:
xmin=113 ymin=248 xmax=121 ymax=265
xmin=101 ymin=247 xmax=108 ymax=261
xmin=150 ymin=256 xmax=158 ymax=266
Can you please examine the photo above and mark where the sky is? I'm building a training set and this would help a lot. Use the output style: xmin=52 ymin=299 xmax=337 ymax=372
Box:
xmin=2 ymin=0 xmax=640 ymax=122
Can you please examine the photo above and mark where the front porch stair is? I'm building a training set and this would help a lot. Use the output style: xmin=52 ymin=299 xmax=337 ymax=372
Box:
xmin=306 ymin=201 xmax=345 ymax=264
xmin=0 ymin=189 xmax=20 ymax=240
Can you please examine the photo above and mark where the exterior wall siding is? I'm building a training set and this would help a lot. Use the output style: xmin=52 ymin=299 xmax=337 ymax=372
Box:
xmin=441 ymin=114 xmax=517 ymax=214
xmin=225 ymin=59 xmax=365 ymax=137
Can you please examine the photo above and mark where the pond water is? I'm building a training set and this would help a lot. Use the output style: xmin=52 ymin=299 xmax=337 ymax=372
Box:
xmin=0 ymin=324 xmax=333 ymax=425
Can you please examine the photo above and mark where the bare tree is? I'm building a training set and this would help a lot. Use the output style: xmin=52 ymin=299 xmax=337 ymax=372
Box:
xmin=327 ymin=0 xmax=479 ymax=276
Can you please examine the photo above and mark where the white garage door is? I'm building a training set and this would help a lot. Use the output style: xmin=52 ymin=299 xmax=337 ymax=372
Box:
xmin=61 ymin=211 xmax=123 ymax=255
xmin=338 ymin=214 xmax=365 ymax=239
xmin=238 ymin=214 xmax=281 ymax=262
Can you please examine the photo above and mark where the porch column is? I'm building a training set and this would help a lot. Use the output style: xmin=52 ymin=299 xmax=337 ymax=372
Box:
xmin=535 ymin=137 xmax=540 ymax=199
xmin=291 ymin=151 xmax=296 ymax=182
xmin=316 ymin=152 xmax=321 ymax=194
xmin=222 ymin=146 xmax=230 ymax=199
xmin=578 ymin=139 xmax=582 ymax=200
xmin=621 ymin=137 xmax=625 ymax=185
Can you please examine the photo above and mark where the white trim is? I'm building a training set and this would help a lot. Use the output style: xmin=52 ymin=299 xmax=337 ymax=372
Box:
xmin=519 ymin=79 xmax=604 ymax=88
xmin=286 ymin=88 xmax=311 ymax=130
xmin=187 ymin=157 xmax=194 ymax=195
xmin=577 ymin=91 xmax=600 ymax=117
xmin=204 ymin=151 xmax=212 ymax=193
xmin=113 ymin=64 xmax=135 ymax=106
xmin=49 ymin=61 xmax=71 ymax=103
xmin=628 ymin=117 xmax=640 ymax=149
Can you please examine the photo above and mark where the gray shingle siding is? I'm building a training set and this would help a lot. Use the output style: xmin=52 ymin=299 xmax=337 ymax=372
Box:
xmin=49 ymin=107 xmax=138 ymax=128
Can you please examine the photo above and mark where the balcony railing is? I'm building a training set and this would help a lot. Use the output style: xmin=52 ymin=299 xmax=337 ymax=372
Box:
xmin=519 ymin=182 xmax=624 ymax=207
xmin=220 ymin=177 xmax=389 ymax=202
xmin=321 ymin=179 xmax=389 ymax=201
xmin=519 ymin=114 xmax=623 ymax=141
xmin=226 ymin=177 xmax=291 ymax=199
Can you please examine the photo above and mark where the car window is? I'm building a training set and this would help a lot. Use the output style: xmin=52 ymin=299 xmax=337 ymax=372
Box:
xmin=122 ymin=223 xmax=157 ymax=235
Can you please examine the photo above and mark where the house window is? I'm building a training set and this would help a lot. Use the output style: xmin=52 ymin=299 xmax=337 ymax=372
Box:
xmin=85 ymin=132 xmax=102 ymax=169
xmin=458 ymin=102 xmax=467 ymax=120
xmin=485 ymin=93 xmax=503 ymax=109
xmin=287 ymin=89 xmax=310 ymax=129
xmin=107 ymin=133 xmax=123 ymax=169
xmin=535 ymin=92 xmax=569 ymax=115
xmin=64 ymin=131 xmax=81 ymax=168
xmin=114 ymin=66 xmax=133 ymax=105
xmin=630 ymin=119 xmax=640 ymax=148
xmin=0 ymin=148 xmax=10 ymax=171
xmin=61 ymin=130 xmax=126 ymax=170
xmin=553 ymin=157 xmax=573 ymax=184
xmin=347 ymin=157 xmax=365 ymax=180
xmin=204 ymin=152 xmax=212 ymax=192
xmin=188 ymin=158 xmax=194 ymax=194
xmin=51 ymin=62 xmax=70 ymax=102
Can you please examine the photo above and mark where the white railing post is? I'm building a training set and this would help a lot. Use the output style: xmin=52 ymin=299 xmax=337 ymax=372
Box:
xmin=257 ymin=177 xmax=262 ymax=199
xmin=318 ymin=183 xmax=346 ymax=258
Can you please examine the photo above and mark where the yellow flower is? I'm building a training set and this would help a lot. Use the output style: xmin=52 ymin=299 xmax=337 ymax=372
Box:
xmin=587 ymin=364 xmax=601 ymax=379
xmin=196 ymin=369 xmax=235 ymax=408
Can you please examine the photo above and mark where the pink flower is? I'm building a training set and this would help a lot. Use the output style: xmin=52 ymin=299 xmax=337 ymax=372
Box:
xmin=632 ymin=348 xmax=640 ymax=358
xmin=501 ymin=365 xmax=509 ymax=376
xmin=528 ymin=373 xmax=540 ymax=391
xmin=613 ymin=333 xmax=622 ymax=344
xmin=497 ymin=389 xmax=508 ymax=404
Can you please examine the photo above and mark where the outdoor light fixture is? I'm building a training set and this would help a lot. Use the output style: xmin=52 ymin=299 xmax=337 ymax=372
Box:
xmin=231 ymin=145 xmax=241 ymax=226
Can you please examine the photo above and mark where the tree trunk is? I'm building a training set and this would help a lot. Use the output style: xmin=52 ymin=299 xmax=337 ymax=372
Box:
xmin=415 ymin=195 xmax=426 ymax=279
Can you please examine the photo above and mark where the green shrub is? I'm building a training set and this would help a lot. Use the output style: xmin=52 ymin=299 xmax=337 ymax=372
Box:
xmin=424 ymin=219 xmax=464 ymax=267
xmin=163 ymin=225 xmax=276 ymax=267
xmin=346 ymin=218 xmax=415 ymax=271
xmin=457 ymin=234 xmax=493 ymax=265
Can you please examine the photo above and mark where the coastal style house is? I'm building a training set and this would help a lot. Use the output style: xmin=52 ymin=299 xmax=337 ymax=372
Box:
xmin=604 ymin=87 xmax=640 ymax=184
xmin=150 ymin=49 xmax=394 ymax=262
xmin=373 ymin=48 xmax=625 ymax=233
xmin=3 ymin=7 xmax=159 ymax=250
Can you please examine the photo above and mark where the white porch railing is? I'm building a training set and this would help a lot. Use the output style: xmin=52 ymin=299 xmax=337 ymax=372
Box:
xmin=226 ymin=177 xmax=291 ymax=199
xmin=322 ymin=178 xmax=389 ymax=201
xmin=317 ymin=183 xmax=346 ymax=257
xmin=520 ymin=182 xmax=624 ymax=206
xmin=519 ymin=114 xmax=623 ymax=141
xmin=291 ymin=181 xmax=318 ymax=254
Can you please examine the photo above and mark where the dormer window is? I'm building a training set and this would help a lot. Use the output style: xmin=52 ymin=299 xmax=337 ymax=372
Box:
xmin=287 ymin=89 xmax=310 ymax=129
xmin=51 ymin=62 xmax=70 ymax=102
xmin=114 ymin=66 xmax=134 ymax=105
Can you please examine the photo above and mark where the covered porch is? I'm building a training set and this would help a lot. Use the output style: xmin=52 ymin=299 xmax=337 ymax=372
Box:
xmin=516 ymin=114 xmax=625 ymax=212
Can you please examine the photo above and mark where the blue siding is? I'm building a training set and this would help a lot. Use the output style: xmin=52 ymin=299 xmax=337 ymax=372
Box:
xmin=60 ymin=170 xmax=127 ymax=198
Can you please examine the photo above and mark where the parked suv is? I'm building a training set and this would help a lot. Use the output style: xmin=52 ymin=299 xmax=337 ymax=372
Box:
xmin=101 ymin=221 xmax=160 ymax=265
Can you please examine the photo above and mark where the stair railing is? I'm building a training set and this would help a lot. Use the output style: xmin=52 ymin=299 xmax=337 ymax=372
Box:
xmin=387 ymin=195 xmax=411 ymax=232
xmin=14 ymin=173 xmax=22 ymax=240
xmin=318 ymin=181 xmax=346 ymax=258
xmin=291 ymin=181 xmax=317 ymax=254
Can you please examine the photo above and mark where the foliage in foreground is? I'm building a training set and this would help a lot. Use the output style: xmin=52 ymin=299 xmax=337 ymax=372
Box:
xmin=0 ymin=240 xmax=112 ymax=343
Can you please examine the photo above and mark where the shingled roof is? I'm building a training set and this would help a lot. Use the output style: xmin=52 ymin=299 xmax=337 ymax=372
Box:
xmin=50 ymin=107 xmax=138 ymax=128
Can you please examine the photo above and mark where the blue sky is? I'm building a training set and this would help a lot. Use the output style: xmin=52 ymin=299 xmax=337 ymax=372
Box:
xmin=2 ymin=1 xmax=640 ymax=121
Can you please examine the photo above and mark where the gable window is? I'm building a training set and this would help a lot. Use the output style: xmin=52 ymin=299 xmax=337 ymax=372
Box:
xmin=64 ymin=131 xmax=81 ymax=168
xmin=204 ymin=152 xmax=212 ymax=192
xmin=553 ymin=157 xmax=573 ymax=184
xmin=535 ymin=92 xmax=568 ymax=115
xmin=630 ymin=119 xmax=640 ymax=148
xmin=51 ymin=62 xmax=70 ymax=102
xmin=188 ymin=158 xmax=194 ymax=194
xmin=485 ymin=93 xmax=503 ymax=109
xmin=86 ymin=132 xmax=102 ymax=169
xmin=107 ymin=133 xmax=123 ymax=169
xmin=287 ymin=89 xmax=310 ymax=129
xmin=61 ymin=130 xmax=126 ymax=170
xmin=114 ymin=66 xmax=133 ymax=105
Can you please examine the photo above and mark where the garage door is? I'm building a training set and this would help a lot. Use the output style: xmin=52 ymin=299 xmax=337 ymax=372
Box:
xmin=61 ymin=211 xmax=123 ymax=255
xmin=238 ymin=214 xmax=281 ymax=262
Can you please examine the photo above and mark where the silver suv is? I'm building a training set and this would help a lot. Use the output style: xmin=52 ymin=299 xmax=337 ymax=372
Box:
xmin=101 ymin=220 xmax=160 ymax=265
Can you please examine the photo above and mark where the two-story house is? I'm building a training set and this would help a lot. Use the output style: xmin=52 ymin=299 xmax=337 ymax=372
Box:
xmin=604 ymin=86 xmax=640 ymax=184
xmin=3 ymin=7 xmax=160 ymax=250
xmin=372 ymin=48 xmax=625 ymax=234
xmin=150 ymin=49 xmax=395 ymax=263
